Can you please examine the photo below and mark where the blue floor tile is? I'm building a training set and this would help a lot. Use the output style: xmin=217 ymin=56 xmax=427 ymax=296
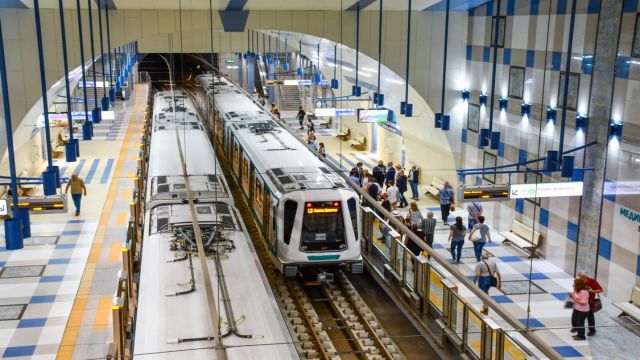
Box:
xmin=0 ymin=261 xmax=5 ymax=267
xmin=55 ymin=244 xmax=76 ymax=249
xmin=48 ymin=258 xmax=71 ymax=265
xmin=66 ymin=219 xmax=86 ymax=224
xmin=432 ymin=243 xmax=444 ymax=249
xmin=519 ymin=317 xmax=545 ymax=328
xmin=40 ymin=275 xmax=64 ymax=283
xmin=484 ymin=242 xmax=498 ymax=247
xmin=3 ymin=345 xmax=36 ymax=358
xmin=61 ymin=230 xmax=82 ymax=236
xmin=551 ymin=292 xmax=570 ymax=301
xmin=552 ymin=346 xmax=583 ymax=357
xmin=17 ymin=318 xmax=47 ymax=328
xmin=498 ymin=256 xmax=522 ymax=263
xmin=523 ymin=272 xmax=549 ymax=280
xmin=30 ymin=295 xmax=56 ymax=303
xmin=491 ymin=295 xmax=514 ymax=303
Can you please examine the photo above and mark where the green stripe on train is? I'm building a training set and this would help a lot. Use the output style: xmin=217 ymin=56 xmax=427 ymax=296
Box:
xmin=307 ymin=255 xmax=340 ymax=261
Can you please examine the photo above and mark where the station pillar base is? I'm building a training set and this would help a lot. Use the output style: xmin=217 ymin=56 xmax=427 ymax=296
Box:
xmin=19 ymin=208 xmax=30 ymax=239
xmin=43 ymin=169 xmax=58 ymax=195
xmin=82 ymin=122 xmax=92 ymax=140
xmin=92 ymin=107 xmax=101 ymax=123
xmin=65 ymin=143 xmax=77 ymax=162
xmin=4 ymin=218 xmax=23 ymax=250
xmin=101 ymin=97 xmax=109 ymax=111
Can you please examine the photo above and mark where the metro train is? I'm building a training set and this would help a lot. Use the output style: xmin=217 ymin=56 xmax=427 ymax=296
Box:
xmin=196 ymin=74 xmax=363 ymax=281
xmin=134 ymin=89 xmax=297 ymax=359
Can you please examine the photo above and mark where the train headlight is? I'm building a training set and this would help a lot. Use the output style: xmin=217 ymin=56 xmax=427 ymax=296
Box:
xmin=339 ymin=244 xmax=346 ymax=249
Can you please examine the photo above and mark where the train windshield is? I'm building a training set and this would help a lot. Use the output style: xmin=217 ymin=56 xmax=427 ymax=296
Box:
xmin=300 ymin=201 xmax=346 ymax=252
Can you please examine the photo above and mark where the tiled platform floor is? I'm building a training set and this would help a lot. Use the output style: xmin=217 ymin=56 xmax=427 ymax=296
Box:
xmin=280 ymin=112 xmax=640 ymax=360
xmin=0 ymin=84 xmax=148 ymax=359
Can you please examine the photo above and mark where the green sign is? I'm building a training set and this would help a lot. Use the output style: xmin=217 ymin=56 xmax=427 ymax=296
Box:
xmin=225 ymin=59 xmax=235 ymax=64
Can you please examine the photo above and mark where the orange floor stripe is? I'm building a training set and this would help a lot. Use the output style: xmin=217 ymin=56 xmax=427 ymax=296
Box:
xmin=116 ymin=211 xmax=128 ymax=226
xmin=56 ymin=86 xmax=141 ymax=360
xmin=93 ymin=296 xmax=112 ymax=330
xmin=108 ymin=242 xmax=122 ymax=263
xmin=121 ymin=189 xmax=132 ymax=201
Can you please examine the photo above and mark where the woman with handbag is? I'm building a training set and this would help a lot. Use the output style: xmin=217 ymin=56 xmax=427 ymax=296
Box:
xmin=577 ymin=270 xmax=603 ymax=336
xmin=569 ymin=278 xmax=590 ymax=341
xmin=473 ymin=252 xmax=501 ymax=315
xmin=468 ymin=216 xmax=492 ymax=261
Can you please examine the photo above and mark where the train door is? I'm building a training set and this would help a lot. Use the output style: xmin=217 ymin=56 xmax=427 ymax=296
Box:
xmin=264 ymin=191 xmax=277 ymax=254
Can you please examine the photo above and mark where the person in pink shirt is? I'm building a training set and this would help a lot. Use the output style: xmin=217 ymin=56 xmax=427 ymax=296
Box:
xmin=569 ymin=278 xmax=590 ymax=340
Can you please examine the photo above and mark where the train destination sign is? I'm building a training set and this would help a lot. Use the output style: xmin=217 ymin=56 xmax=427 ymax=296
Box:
xmin=509 ymin=181 xmax=583 ymax=199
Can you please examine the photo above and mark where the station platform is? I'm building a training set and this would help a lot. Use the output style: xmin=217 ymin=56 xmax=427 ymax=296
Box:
xmin=0 ymin=84 xmax=148 ymax=359
xmin=280 ymin=111 xmax=640 ymax=360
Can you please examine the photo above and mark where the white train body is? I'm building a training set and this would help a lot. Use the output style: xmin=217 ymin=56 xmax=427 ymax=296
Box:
xmin=196 ymin=74 xmax=362 ymax=277
xmin=134 ymin=90 xmax=298 ymax=359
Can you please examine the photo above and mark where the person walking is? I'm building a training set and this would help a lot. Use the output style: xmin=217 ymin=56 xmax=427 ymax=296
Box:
xmin=437 ymin=181 xmax=455 ymax=225
xmin=318 ymin=142 xmax=326 ymax=158
xmin=569 ymin=278 xmax=590 ymax=341
xmin=405 ymin=202 xmax=424 ymax=228
xmin=421 ymin=211 xmax=437 ymax=248
xmin=405 ymin=224 xmax=423 ymax=256
xmin=396 ymin=169 xmax=408 ymax=208
xmin=467 ymin=201 xmax=483 ymax=229
xmin=468 ymin=215 xmax=492 ymax=261
xmin=297 ymin=106 xmax=305 ymax=129
xmin=473 ymin=252 xmax=501 ymax=315
xmin=577 ymin=270 xmax=603 ymax=336
xmin=448 ymin=216 xmax=466 ymax=264
xmin=408 ymin=165 xmax=420 ymax=200
xmin=65 ymin=173 xmax=87 ymax=216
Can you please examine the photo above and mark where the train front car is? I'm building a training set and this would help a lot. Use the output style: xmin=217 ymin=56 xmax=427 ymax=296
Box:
xmin=198 ymin=73 xmax=363 ymax=282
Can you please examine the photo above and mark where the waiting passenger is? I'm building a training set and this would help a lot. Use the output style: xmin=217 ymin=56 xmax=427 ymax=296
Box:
xmin=408 ymin=165 xmax=420 ymax=200
xmin=309 ymin=139 xmax=318 ymax=152
xmin=306 ymin=118 xmax=315 ymax=133
xmin=306 ymin=130 xmax=316 ymax=145
xmin=467 ymin=201 xmax=483 ymax=228
xmin=473 ymin=252 xmax=501 ymax=315
xmin=372 ymin=161 xmax=386 ymax=187
xmin=569 ymin=278 xmax=590 ymax=341
xmin=468 ymin=215 xmax=491 ymax=261
xmin=349 ymin=170 xmax=361 ymax=187
xmin=421 ymin=212 xmax=437 ymax=248
xmin=318 ymin=142 xmax=326 ymax=158
xmin=380 ymin=193 xmax=391 ymax=213
xmin=384 ymin=162 xmax=396 ymax=189
xmin=577 ymin=270 xmax=602 ymax=336
xmin=351 ymin=162 xmax=364 ymax=185
xmin=361 ymin=169 xmax=370 ymax=188
xmin=447 ymin=216 xmax=466 ymax=264
xmin=396 ymin=169 xmax=408 ymax=208
xmin=405 ymin=202 xmax=423 ymax=228
xmin=366 ymin=177 xmax=380 ymax=200
xmin=386 ymin=180 xmax=399 ymax=210
xmin=437 ymin=181 xmax=455 ymax=225
xmin=405 ymin=224 xmax=423 ymax=256
xmin=273 ymin=108 xmax=281 ymax=120
xmin=297 ymin=106 xmax=305 ymax=129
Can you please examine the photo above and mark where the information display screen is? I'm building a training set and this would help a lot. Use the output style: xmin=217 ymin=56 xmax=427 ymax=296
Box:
xmin=358 ymin=109 xmax=389 ymax=123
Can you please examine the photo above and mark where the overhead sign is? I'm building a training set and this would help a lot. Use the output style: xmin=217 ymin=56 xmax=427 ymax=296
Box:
xmin=460 ymin=185 xmax=510 ymax=202
xmin=604 ymin=181 xmax=640 ymax=196
xmin=284 ymin=79 xmax=312 ymax=86
xmin=79 ymin=81 xmax=108 ymax=88
xmin=509 ymin=181 xmax=583 ymax=199
xmin=313 ymin=108 xmax=356 ymax=117
xmin=225 ymin=59 xmax=235 ymax=64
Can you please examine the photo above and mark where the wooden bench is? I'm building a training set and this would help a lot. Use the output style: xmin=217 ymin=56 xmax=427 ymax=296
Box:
xmin=424 ymin=176 xmax=446 ymax=200
xmin=499 ymin=219 xmax=543 ymax=258
xmin=318 ymin=117 xmax=332 ymax=128
xmin=337 ymin=126 xmax=350 ymax=140
xmin=18 ymin=185 xmax=37 ymax=197
xmin=614 ymin=286 xmax=640 ymax=322
xmin=348 ymin=135 xmax=366 ymax=150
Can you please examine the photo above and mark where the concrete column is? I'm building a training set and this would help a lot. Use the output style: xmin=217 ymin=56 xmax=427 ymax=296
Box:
xmin=576 ymin=0 xmax=624 ymax=275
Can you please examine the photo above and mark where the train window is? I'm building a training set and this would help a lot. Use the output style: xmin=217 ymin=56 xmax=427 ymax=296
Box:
xmin=255 ymin=178 xmax=263 ymax=208
xmin=347 ymin=198 xmax=358 ymax=242
xmin=300 ymin=202 xmax=346 ymax=252
xmin=283 ymin=200 xmax=298 ymax=245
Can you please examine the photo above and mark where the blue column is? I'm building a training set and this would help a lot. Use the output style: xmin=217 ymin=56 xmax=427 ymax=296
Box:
xmin=58 ymin=0 xmax=78 ymax=162
xmin=87 ymin=0 xmax=101 ymax=123
xmin=105 ymin=0 xmax=115 ymax=103
xmin=97 ymin=0 xmax=109 ymax=110
xmin=375 ymin=0 xmax=383 ymax=103
xmin=34 ymin=0 xmax=60 ymax=195
xmin=402 ymin=0 xmax=413 ymax=117
xmin=0 ymin=18 xmax=27 ymax=249
xmin=283 ymin=38 xmax=289 ymax=72
xmin=353 ymin=3 xmax=361 ymax=97
xmin=77 ymin=0 xmax=92 ymax=140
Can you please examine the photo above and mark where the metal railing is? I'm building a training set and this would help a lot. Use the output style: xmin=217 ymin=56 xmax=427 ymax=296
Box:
xmin=360 ymin=207 xmax=536 ymax=360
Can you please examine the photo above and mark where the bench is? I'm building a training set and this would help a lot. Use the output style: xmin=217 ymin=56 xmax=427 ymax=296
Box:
xmin=318 ymin=117 xmax=332 ymax=128
xmin=424 ymin=176 xmax=446 ymax=200
xmin=499 ymin=219 xmax=542 ymax=258
xmin=18 ymin=185 xmax=37 ymax=197
xmin=348 ymin=135 xmax=366 ymax=150
xmin=614 ymin=286 xmax=640 ymax=322
xmin=337 ymin=126 xmax=350 ymax=140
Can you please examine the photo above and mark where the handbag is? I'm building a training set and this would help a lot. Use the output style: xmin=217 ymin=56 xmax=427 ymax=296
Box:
xmin=482 ymin=261 xmax=498 ymax=287
xmin=470 ymin=226 xmax=482 ymax=242
xmin=590 ymin=295 xmax=603 ymax=313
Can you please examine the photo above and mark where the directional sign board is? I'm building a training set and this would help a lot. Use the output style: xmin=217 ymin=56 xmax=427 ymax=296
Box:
xmin=0 ymin=199 xmax=10 ymax=217
xmin=509 ymin=181 xmax=583 ymax=199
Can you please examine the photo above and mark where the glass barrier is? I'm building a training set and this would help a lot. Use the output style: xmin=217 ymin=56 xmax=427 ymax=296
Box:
xmin=449 ymin=292 xmax=466 ymax=342
xmin=428 ymin=266 xmax=445 ymax=315
xmin=502 ymin=332 xmax=532 ymax=360
xmin=403 ymin=248 xmax=416 ymax=291
xmin=393 ymin=237 xmax=405 ymax=275
xmin=465 ymin=307 xmax=483 ymax=359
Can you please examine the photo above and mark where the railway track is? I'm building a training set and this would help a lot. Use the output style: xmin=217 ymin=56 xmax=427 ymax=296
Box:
xmin=189 ymin=90 xmax=403 ymax=360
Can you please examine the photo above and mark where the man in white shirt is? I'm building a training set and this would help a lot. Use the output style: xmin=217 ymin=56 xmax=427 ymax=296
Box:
xmin=473 ymin=252 xmax=501 ymax=315
xmin=386 ymin=180 xmax=399 ymax=210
